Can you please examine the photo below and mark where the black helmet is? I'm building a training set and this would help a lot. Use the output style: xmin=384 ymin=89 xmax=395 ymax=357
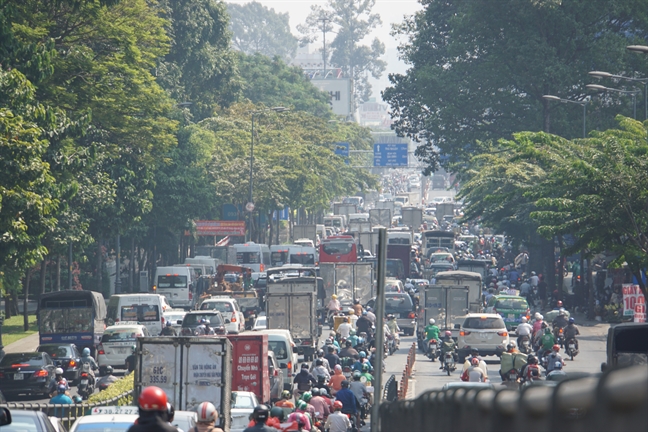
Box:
xmin=253 ymin=404 xmax=269 ymax=422
xmin=317 ymin=349 xmax=324 ymax=356
xmin=270 ymin=406 xmax=285 ymax=421
xmin=317 ymin=374 xmax=326 ymax=382
xmin=507 ymin=343 xmax=515 ymax=351
xmin=341 ymin=380 xmax=349 ymax=388
xmin=527 ymin=355 xmax=536 ymax=364
xmin=470 ymin=348 xmax=479 ymax=355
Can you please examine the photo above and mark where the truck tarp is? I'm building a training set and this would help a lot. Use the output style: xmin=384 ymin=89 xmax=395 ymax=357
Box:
xmin=227 ymin=333 xmax=270 ymax=403
xmin=135 ymin=337 xmax=232 ymax=430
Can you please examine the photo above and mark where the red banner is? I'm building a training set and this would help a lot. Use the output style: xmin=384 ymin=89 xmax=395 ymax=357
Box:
xmin=190 ymin=220 xmax=245 ymax=236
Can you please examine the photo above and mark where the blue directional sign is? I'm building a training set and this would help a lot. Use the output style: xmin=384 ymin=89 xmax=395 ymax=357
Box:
xmin=334 ymin=142 xmax=350 ymax=158
xmin=373 ymin=143 xmax=408 ymax=167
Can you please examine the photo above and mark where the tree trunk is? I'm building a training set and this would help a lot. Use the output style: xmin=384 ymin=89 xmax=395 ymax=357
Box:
xmin=97 ymin=239 xmax=103 ymax=293
xmin=23 ymin=270 xmax=31 ymax=331
xmin=55 ymin=255 xmax=61 ymax=291
xmin=39 ymin=258 xmax=47 ymax=295
xmin=4 ymin=296 xmax=11 ymax=319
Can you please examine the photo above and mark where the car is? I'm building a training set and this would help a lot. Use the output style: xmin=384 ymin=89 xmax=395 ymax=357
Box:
xmin=180 ymin=311 xmax=227 ymax=336
xmin=0 ymin=352 xmax=56 ymax=399
xmin=484 ymin=295 xmax=530 ymax=330
xmin=427 ymin=262 xmax=455 ymax=277
xmin=69 ymin=412 xmax=137 ymax=432
xmin=428 ymin=252 xmax=455 ymax=263
xmin=98 ymin=322 xmax=150 ymax=373
xmin=385 ymin=278 xmax=404 ymax=293
xmin=172 ymin=410 xmax=197 ymax=432
xmin=457 ymin=313 xmax=510 ymax=362
xmin=1 ymin=410 xmax=59 ymax=431
xmin=257 ymin=329 xmax=299 ymax=391
xmin=37 ymin=343 xmax=82 ymax=384
xmin=48 ymin=416 xmax=67 ymax=432
xmin=268 ymin=350 xmax=284 ymax=403
xmin=367 ymin=292 xmax=417 ymax=336
xmin=230 ymin=391 xmax=259 ymax=432
xmin=163 ymin=308 xmax=187 ymax=332
xmin=199 ymin=297 xmax=245 ymax=334
xmin=252 ymin=315 xmax=267 ymax=331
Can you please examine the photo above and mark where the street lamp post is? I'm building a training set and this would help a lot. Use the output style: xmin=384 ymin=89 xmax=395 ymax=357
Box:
xmin=248 ymin=107 xmax=288 ymax=242
xmin=542 ymin=95 xmax=589 ymax=138
xmin=588 ymin=71 xmax=648 ymax=120
xmin=586 ymin=84 xmax=640 ymax=120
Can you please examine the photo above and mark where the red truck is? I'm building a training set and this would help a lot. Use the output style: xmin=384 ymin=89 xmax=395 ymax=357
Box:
xmin=226 ymin=333 xmax=270 ymax=404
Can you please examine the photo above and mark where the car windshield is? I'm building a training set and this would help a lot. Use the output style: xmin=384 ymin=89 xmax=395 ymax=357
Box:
xmin=38 ymin=345 xmax=73 ymax=358
xmin=0 ymin=353 xmax=44 ymax=367
xmin=385 ymin=295 xmax=414 ymax=313
xmin=182 ymin=314 xmax=223 ymax=327
xmin=322 ymin=242 xmax=353 ymax=255
xmin=75 ymin=423 xmax=136 ymax=431
xmin=495 ymin=299 xmax=528 ymax=309
xmin=157 ymin=275 xmax=187 ymax=289
xmin=268 ymin=341 xmax=288 ymax=360
xmin=254 ymin=317 xmax=267 ymax=327
xmin=231 ymin=393 xmax=257 ymax=409
xmin=102 ymin=328 xmax=143 ymax=342
xmin=3 ymin=413 xmax=43 ymax=431
xmin=121 ymin=305 xmax=159 ymax=322
xmin=463 ymin=317 xmax=506 ymax=330
xmin=200 ymin=301 xmax=233 ymax=313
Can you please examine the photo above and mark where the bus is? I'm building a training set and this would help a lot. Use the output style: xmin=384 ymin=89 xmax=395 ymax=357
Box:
xmin=422 ymin=230 xmax=456 ymax=255
xmin=231 ymin=242 xmax=271 ymax=272
xmin=38 ymin=290 xmax=106 ymax=354
xmin=319 ymin=235 xmax=358 ymax=263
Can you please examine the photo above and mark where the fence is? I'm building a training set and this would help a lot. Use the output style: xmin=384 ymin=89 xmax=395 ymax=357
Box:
xmin=383 ymin=375 xmax=398 ymax=402
xmin=398 ymin=343 xmax=416 ymax=399
xmin=379 ymin=364 xmax=648 ymax=431
xmin=0 ymin=389 xmax=133 ymax=429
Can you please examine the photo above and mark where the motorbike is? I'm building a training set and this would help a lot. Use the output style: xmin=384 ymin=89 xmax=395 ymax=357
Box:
xmin=427 ymin=339 xmax=440 ymax=361
xmin=503 ymin=368 xmax=519 ymax=382
xmin=77 ymin=363 xmax=96 ymax=400
xmin=555 ymin=327 xmax=565 ymax=348
xmin=565 ymin=338 xmax=579 ymax=360
xmin=386 ymin=333 xmax=399 ymax=355
xmin=538 ymin=349 xmax=551 ymax=371
xmin=518 ymin=336 xmax=532 ymax=354
xmin=442 ymin=351 xmax=456 ymax=376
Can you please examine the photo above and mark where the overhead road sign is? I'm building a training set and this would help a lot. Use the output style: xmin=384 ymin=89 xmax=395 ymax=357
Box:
xmin=373 ymin=143 xmax=408 ymax=167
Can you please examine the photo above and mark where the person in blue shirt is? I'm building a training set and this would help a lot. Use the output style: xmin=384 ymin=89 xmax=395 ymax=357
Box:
xmin=335 ymin=380 xmax=358 ymax=426
xmin=50 ymin=384 xmax=73 ymax=417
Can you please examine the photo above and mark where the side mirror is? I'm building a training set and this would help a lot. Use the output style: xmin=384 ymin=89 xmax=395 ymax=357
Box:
xmin=280 ymin=363 xmax=288 ymax=369
xmin=0 ymin=407 xmax=11 ymax=426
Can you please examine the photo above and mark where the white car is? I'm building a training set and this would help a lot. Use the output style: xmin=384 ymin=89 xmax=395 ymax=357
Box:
xmin=69 ymin=412 xmax=137 ymax=432
xmin=163 ymin=308 xmax=187 ymax=332
xmin=199 ymin=297 xmax=245 ymax=334
xmin=98 ymin=323 xmax=149 ymax=372
xmin=252 ymin=315 xmax=267 ymax=331
xmin=230 ymin=391 xmax=259 ymax=432
xmin=457 ymin=313 xmax=510 ymax=362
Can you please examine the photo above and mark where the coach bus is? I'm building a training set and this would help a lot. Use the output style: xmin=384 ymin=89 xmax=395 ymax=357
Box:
xmin=319 ymin=235 xmax=358 ymax=263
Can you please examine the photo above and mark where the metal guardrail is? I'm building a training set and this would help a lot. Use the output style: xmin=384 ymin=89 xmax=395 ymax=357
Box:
xmin=0 ymin=389 xmax=133 ymax=429
xmin=378 ymin=365 xmax=648 ymax=431
xmin=383 ymin=374 xmax=397 ymax=402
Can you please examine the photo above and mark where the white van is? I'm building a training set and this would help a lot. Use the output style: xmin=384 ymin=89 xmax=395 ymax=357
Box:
xmin=153 ymin=265 xmax=195 ymax=309
xmin=256 ymin=329 xmax=298 ymax=391
xmin=106 ymin=294 xmax=167 ymax=336
xmin=230 ymin=243 xmax=271 ymax=273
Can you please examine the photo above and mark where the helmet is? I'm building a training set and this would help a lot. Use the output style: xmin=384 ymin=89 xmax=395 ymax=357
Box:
xmin=362 ymin=363 xmax=370 ymax=371
xmin=559 ymin=308 xmax=566 ymax=315
xmin=106 ymin=366 xmax=114 ymax=375
xmin=354 ymin=299 xmax=360 ymax=304
xmin=320 ymin=387 xmax=329 ymax=396
xmin=317 ymin=374 xmax=326 ymax=382
xmin=531 ymin=271 xmax=536 ymax=276
xmin=552 ymin=344 xmax=560 ymax=352
xmin=568 ymin=317 xmax=575 ymax=324
xmin=73 ymin=395 xmax=82 ymax=403
xmin=353 ymin=371 xmax=362 ymax=380
xmin=359 ymin=351 xmax=366 ymax=358
xmin=200 ymin=318 xmax=207 ymax=324
xmin=471 ymin=358 xmax=479 ymax=366
xmin=520 ymin=317 xmax=527 ymax=323
xmin=527 ymin=355 xmax=537 ymax=364
xmin=302 ymin=391 xmax=312 ymax=402
xmin=317 ymin=349 xmax=324 ymax=356
xmin=270 ymin=406 xmax=285 ymax=421
xmin=166 ymin=403 xmax=175 ymax=421
xmin=362 ymin=311 xmax=368 ymax=316
xmin=333 ymin=401 xmax=343 ymax=410
xmin=132 ymin=345 xmax=137 ymax=353
xmin=253 ymin=404 xmax=270 ymax=422
xmin=554 ymin=361 xmax=563 ymax=370
xmin=197 ymin=401 xmax=217 ymax=423
xmin=316 ymin=359 xmax=323 ymax=366
xmin=138 ymin=386 xmax=167 ymax=411
xmin=332 ymin=295 xmax=338 ymax=299
xmin=557 ymin=301 xmax=563 ymax=307
xmin=471 ymin=348 xmax=479 ymax=355
xmin=341 ymin=380 xmax=349 ymax=388
xmin=507 ymin=343 xmax=515 ymax=351
xmin=445 ymin=331 xmax=452 ymax=337
xmin=429 ymin=319 xmax=435 ymax=325
xmin=281 ymin=390 xmax=291 ymax=399
xmin=166 ymin=321 xmax=172 ymax=327
xmin=312 ymin=388 xmax=320 ymax=396
xmin=366 ymin=306 xmax=372 ymax=311
xmin=82 ymin=348 xmax=91 ymax=356
xmin=57 ymin=384 xmax=66 ymax=394
xmin=296 ymin=400 xmax=308 ymax=411
xmin=55 ymin=367 xmax=64 ymax=375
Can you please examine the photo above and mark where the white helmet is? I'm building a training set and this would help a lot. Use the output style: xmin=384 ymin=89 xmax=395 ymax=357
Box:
xmin=520 ymin=317 xmax=527 ymax=323
xmin=197 ymin=401 xmax=217 ymax=423
xmin=55 ymin=367 xmax=64 ymax=375
xmin=429 ymin=319 xmax=435 ymax=325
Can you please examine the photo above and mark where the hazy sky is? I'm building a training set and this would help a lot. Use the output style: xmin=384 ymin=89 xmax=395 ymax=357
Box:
xmin=225 ymin=0 xmax=424 ymax=101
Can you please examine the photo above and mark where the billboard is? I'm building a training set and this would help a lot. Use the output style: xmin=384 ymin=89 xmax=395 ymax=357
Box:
xmin=374 ymin=143 xmax=409 ymax=167
xmin=311 ymin=79 xmax=352 ymax=116
xmin=193 ymin=220 xmax=246 ymax=236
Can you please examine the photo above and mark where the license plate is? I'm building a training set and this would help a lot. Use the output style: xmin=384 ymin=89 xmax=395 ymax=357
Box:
xmin=81 ymin=379 xmax=88 ymax=385
xmin=479 ymin=332 xmax=490 ymax=340
xmin=569 ymin=344 xmax=575 ymax=349
xmin=14 ymin=374 xmax=24 ymax=380
xmin=117 ymin=348 xmax=128 ymax=353
xmin=508 ymin=314 xmax=516 ymax=319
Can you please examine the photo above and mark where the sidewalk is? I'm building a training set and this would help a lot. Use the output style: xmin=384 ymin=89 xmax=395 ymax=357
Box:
xmin=3 ymin=332 xmax=40 ymax=353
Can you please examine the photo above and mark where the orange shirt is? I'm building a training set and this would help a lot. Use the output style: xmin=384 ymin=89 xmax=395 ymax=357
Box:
xmin=329 ymin=373 xmax=346 ymax=393
xmin=275 ymin=399 xmax=295 ymax=409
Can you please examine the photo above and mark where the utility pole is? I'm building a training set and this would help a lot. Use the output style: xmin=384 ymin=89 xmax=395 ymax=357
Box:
xmin=319 ymin=16 xmax=330 ymax=74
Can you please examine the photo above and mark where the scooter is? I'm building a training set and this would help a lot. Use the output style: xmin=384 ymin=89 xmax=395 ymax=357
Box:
xmin=442 ymin=352 xmax=456 ymax=376
xmin=77 ymin=363 xmax=96 ymax=400
xmin=427 ymin=339 xmax=440 ymax=361
xmin=518 ymin=336 xmax=532 ymax=354
xmin=554 ymin=327 xmax=565 ymax=348
xmin=565 ymin=338 xmax=579 ymax=360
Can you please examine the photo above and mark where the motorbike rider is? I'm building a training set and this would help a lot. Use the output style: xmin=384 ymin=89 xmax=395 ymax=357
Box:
xmin=324 ymin=346 xmax=340 ymax=370
xmin=537 ymin=327 xmax=555 ymax=359
xmin=309 ymin=388 xmax=330 ymax=422
xmin=126 ymin=345 xmax=137 ymax=373
xmin=553 ymin=308 xmax=569 ymax=331
xmin=352 ymin=299 xmax=364 ymax=316
xmin=326 ymin=295 xmax=341 ymax=325
xmin=49 ymin=368 xmax=69 ymax=396
xmin=195 ymin=318 xmax=214 ymax=336
xmin=324 ymin=401 xmax=351 ymax=432
xmin=329 ymin=365 xmax=346 ymax=396
xmin=349 ymin=371 xmax=370 ymax=424
xmin=461 ymin=358 xmax=486 ymax=382
xmin=424 ymin=319 xmax=440 ymax=354
xmin=311 ymin=349 xmax=330 ymax=372
xmin=335 ymin=380 xmax=358 ymax=426
xmin=243 ymin=405 xmax=274 ymax=432
xmin=520 ymin=355 xmax=541 ymax=383
xmin=336 ymin=317 xmax=352 ymax=340
xmin=564 ymin=317 xmax=580 ymax=351
xmin=293 ymin=364 xmax=317 ymax=398
xmin=439 ymin=331 xmax=457 ymax=370
xmin=547 ymin=360 xmax=567 ymax=379
xmin=274 ymin=390 xmax=295 ymax=409
xmin=97 ymin=365 xmax=119 ymax=391
xmin=50 ymin=384 xmax=73 ymax=417
xmin=355 ymin=311 xmax=372 ymax=337
xmin=387 ymin=315 xmax=401 ymax=342
xmin=516 ymin=317 xmax=534 ymax=348
xmin=365 ymin=307 xmax=376 ymax=325
xmin=160 ymin=321 xmax=177 ymax=336
xmin=461 ymin=348 xmax=488 ymax=379
xmin=80 ymin=347 xmax=98 ymax=386
xmin=545 ymin=345 xmax=565 ymax=375
xmin=127 ymin=386 xmax=178 ymax=432
xmin=312 ymin=359 xmax=330 ymax=381
xmin=339 ymin=340 xmax=359 ymax=359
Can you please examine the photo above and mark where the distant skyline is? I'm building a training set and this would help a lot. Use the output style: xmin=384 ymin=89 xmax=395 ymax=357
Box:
xmin=225 ymin=0 xmax=423 ymax=101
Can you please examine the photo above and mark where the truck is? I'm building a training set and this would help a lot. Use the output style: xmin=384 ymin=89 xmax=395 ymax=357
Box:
xmin=387 ymin=244 xmax=411 ymax=280
xmin=292 ymin=224 xmax=318 ymax=246
xmin=319 ymin=262 xmax=374 ymax=308
xmin=135 ymin=336 xmax=232 ymax=430
xmin=435 ymin=202 xmax=455 ymax=220
xmin=358 ymin=231 xmax=380 ymax=256
xmin=417 ymin=270 xmax=483 ymax=344
xmin=323 ymin=214 xmax=347 ymax=232
xmin=333 ymin=202 xmax=358 ymax=219
xmin=226 ymin=333 xmax=271 ymax=404
xmin=369 ymin=208 xmax=392 ymax=227
xmin=265 ymin=269 xmax=320 ymax=361
xmin=348 ymin=221 xmax=372 ymax=234
xmin=401 ymin=207 xmax=423 ymax=231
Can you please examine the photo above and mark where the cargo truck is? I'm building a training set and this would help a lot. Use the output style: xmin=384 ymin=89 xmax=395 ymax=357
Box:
xmin=401 ymin=207 xmax=423 ymax=231
xmin=226 ymin=333 xmax=271 ymax=404
xmin=387 ymin=244 xmax=411 ymax=280
xmin=292 ymin=224 xmax=318 ymax=246
xmin=369 ymin=208 xmax=392 ymax=227
xmin=135 ymin=336 xmax=232 ymax=430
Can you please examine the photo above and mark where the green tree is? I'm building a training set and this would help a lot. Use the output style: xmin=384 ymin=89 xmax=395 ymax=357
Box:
xmin=299 ymin=0 xmax=386 ymax=105
xmin=384 ymin=0 xmax=648 ymax=173
xmin=227 ymin=1 xmax=298 ymax=62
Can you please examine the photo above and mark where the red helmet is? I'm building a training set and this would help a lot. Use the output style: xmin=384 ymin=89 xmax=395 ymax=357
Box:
xmin=445 ymin=331 xmax=452 ymax=337
xmin=139 ymin=386 xmax=167 ymax=411
xmin=471 ymin=358 xmax=479 ymax=365
xmin=333 ymin=401 xmax=343 ymax=410
xmin=557 ymin=301 xmax=563 ymax=307
xmin=552 ymin=344 xmax=560 ymax=352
